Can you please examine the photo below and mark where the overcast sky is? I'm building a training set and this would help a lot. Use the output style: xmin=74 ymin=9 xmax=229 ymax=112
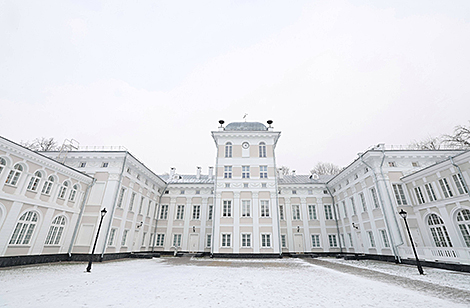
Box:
xmin=1 ymin=0 xmax=470 ymax=175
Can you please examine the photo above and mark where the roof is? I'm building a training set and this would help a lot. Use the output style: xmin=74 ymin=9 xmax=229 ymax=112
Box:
xmin=159 ymin=174 xmax=214 ymax=184
xmin=225 ymin=122 xmax=267 ymax=131
xmin=279 ymin=174 xmax=334 ymax=184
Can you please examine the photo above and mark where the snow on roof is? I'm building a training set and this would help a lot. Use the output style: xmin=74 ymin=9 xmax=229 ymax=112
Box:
xmin=159 ymin=174 xmax=214 ymax=184
xmin=224 ymin=122 xmax=267 ymax=131
xmin=278 ymin=174 xmax=334 ymax=184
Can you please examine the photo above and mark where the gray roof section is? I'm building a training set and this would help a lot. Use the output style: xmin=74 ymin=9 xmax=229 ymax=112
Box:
xmin=225 ymin=122 xmax=267 ymax=131
xmin=278 ymin=174 xmax=333 ymax=184
xmin=160 ymin=174 xmax=214 ymax=184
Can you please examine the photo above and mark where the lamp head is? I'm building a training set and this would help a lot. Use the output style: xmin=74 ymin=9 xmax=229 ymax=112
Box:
xmin=399 ymin=209 xmax=407 ymax=219
xmin=101 ymin=208 xmax=107 ymax=217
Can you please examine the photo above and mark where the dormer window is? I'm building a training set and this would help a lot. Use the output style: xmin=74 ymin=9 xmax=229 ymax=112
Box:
xmin=225 ymin=142 xmax=232 ymax=158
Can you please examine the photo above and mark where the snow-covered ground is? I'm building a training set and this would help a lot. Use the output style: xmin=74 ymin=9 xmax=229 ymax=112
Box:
xmin=1 ymin=257 xmax=469 ymax=308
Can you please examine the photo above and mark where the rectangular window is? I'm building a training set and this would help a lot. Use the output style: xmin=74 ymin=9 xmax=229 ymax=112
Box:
xmin=342 ymin=201 xmax=348 ymax=217
xmin=206 ymin=234 xmax=212 ymax=248
xmin=121 ymin=230 xmax=128 ymax=246
xmin=139 ymin=197 xmax=145 ymax=214
xmin=225 ymin=183 xmax=230 ymax=188
xmin=241 ymin=200 xmax=251 ymax=217
xmin=414 ymin=187 xmax=425 ymax=204
xmin=292 ymin=205 xmax=301 ymax=220
xmin=129 ymin=192 xmax=136 ymax=211
xmin=101 ymin=162 xmax=109 ymax=168
xmin=439 ymin=178 xmax=454 ymax=198
xmin=208 ymin=205 xmax=213 ymax=220
xmin=79 ymin=162 xmax=87 ymax=168
xmin=348 ymin=233 xmax=353 ymax=247
xmin=370 ymin=188 xmax=379 ymax=209
xmin=367 ymin=231 xmax=376 ymax=248
xmin=388 ymin=161 xmax=396 ymax=167
xmin=324 ymin=205 xmax=333 ymax=220
xmin=224 ymin=166 xmax=232 ymax=179
xmin=192 ymin=205 xmax=201 ymax=220
xmin=453 ymin=174 xmax=468 ymax=195
xmin=180 ymin=190 xmax=185 ymax=195
xmin=115 ymin=188 xmax=125 ymax=208
xmin=350 ymin=197 xmax=357 ymax=215
xmin=176 ymin=205 xmax=184 ymax=220
xmin=196 ymin=190 xmax=200 ymax=195
xmin=380 ymin=229 xmax=390 ymax=248
xmin=281 ymin=234 xmax=287 ymax=248
xmin=308 ymin=205 xmax=317 ymax=220
xmin=159 ymin=205 xmax=168 ymax=220
xmin=156 ymin=234 xmax=165 ymax=246
xmin=260 ymin=200 xmax=270 ymax=217
xmin=241 ymin=233 xmax=251 ymax=248
xmin=328 ymin=234 xmax=338 ymax=247
xmin=392 ymin=184 xmax=408 ymax=205
xmin=425 ymin=183 xmax=437 ymax=202
xmin=311 ymin=234 xmax=320 ymax=247
xmin=221 ymin=233 xmax=231 ymax=247
xmin=242 ymin=166 xmax=250 ymax=179
xmin=260 ymin=165 xmax=268 ymax=178
xmin=279 ymin=205 xmax=285 ymax=220
xmin=341 ymin=234 xmax=345 ymax=247
xmin=147 ymin=201 xmax=152 ymax=217
xmin=173 ymin=234 xmax=182 ymax=247
xmin=261 ymin=234 xmax=271 ymax=248
xmin=292 ymin=190 xmax=297 ymax=195
xmin=223 ymin=200 xmax=232 ymax=217
xmin=108 ymin=228 xmax=117 ymax=246
xmin=359 ymin=193 xmax=367 ymax=212
xmin=141 ymin=232 xmax=147 ymax=246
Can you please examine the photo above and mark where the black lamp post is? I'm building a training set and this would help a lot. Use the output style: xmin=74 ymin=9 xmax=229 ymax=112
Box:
xmin=86 ymin=208 xmax=107 ymax=273
xmin=399 ymin=209 xmax=424 ymax=275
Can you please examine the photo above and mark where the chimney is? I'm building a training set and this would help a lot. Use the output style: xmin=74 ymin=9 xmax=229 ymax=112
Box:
xmin=292 ymin=170 xmax=296 ymax=177
xmin=208 ymin=166 xmax=214 ymax=178
xmin=170 ymin=167 xmax=176 ymax=180
xmin=196 ymin=166 xmax=201 ymax=179
xmin=277 ymin=168 xmax=283 ymax=179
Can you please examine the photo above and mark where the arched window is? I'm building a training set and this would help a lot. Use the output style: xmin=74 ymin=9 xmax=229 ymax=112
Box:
xmin=44 ymin=215 xmax=66 ymax=245
xmin=69 ymin=184 xmax=79 ymax=202
xmin=41 ymin=176 xmax=54 ymax=195
xmin=457 ymin=209 xmax=470 ymax=247
xmin=27 ymin=171 xmax=42 ymax=192
xmin=58 ymin=181 xmax=69 ymax=199
xmin=0 ymin=158 xmax=6 ymax=175
xmin=259 ymin=142 xmax=266 ymax=158
xmin=225 ymin=142 xmax=232 ymax=158
xmin=427 ymin=214 xmax=452 ymax=247
xmin=9 ymin=211 xmax=38 ymax=245
xmin=5 ymin=164 xmax=23 ymax=186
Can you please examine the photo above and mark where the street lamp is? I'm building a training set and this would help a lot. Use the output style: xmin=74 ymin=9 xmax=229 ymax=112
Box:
xmin=86 ymin=208 xmax=107 ymax=273
xmin=399 ymin=209 xmax=424 ymax=275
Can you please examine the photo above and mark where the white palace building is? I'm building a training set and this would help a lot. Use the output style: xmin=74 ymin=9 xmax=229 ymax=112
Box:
xmin=1 ymin=120 xmax=470 ymax=269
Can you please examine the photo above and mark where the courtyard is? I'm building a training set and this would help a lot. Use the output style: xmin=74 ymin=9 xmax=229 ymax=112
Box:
xmin=1 ymin=257 xmax=469 ymax=307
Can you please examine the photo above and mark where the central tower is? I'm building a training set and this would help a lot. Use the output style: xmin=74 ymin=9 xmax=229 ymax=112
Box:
xmin=211 ymin=120 xmax=281 ymax=255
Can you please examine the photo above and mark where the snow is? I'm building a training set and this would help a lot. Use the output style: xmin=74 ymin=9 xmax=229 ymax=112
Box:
xmin=1 ymin=257 xmax=469 ymax=308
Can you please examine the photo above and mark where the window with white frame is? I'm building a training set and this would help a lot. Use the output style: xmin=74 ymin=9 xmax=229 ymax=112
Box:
xmin=129 ymin=192 xmax=136 ymax=211
xmin=260 ymin=200 xmax=270 ymax=217
xmin=101 ymin=162 xmax=109 ymax=168
xmin=308 ymin=205 xmax=317 ymax=220
xmin=370 ymin=187 xmax=379 ymax=209
xmin=176 ymin=205 xmax=184 ymax=220
xmin=424 ymin=183 xmax=437 ymax=202
xmin=388 ymin=161 xmax=396 ymax=167
xmin=348 ymin=233 xmax=353 ymax=247
xmin=108 ymin=228 xmax=117 ymax=246
xmin=438 ymin=178 xmax=453 ymax=198
xmin=225 ymin=142 xmax=232 ymax=158
xmin=5 ymin=164 xmax=23 ymax=186
xmin=324 ymin=204 xmax=333 ymax=220
xmin=208 ymin=205 xmax=213 ymax=220
xmin=457 ymin=209 xmax=470 ymax=247
xmin=27 ymin=171 xmax=42 ymax=192
xmin=241 ymin=200 xmax=251 ymax=217
xmin=221 ymin=233 xmax=231 ymax=247
xmin=224 ymin=166 xmax=232 ymax=179
xmin=156 ymin=234 xmax=165 ymax=246
xmin=44 ymin=215 xmax=66 ymax=245
xmin=367 ymin=231 xmax=376 ymax=248
xmin=414 ymin=187 xmax=425 ymax=204
xmin=311 ymin=234 xmax=320 ymax=247
xmin=260 ymin=165 xmax=268 ymax=178
xmin=341 ymin=234 xmax=346 ymax=247
xmin=359 ymin=193 xmax=367 ymax=212
xmin=121 ymin=230 xmax=129 ymax=246
xmin=241 ymin=233 xmax=251 ymax=248
xmin=58 ymin=181 xmax=69 ymax=199
xmin=41 ymin=176 xmax=54 ymax=195
xmin=242 ymin=166 xmax=250 ymax=179
xmin=292 ymin=204 xmax=301 ymax=220
xmin=141 ymin=232 xmax=147 ymax=246
xmin=223 ymin=200 xmax=232 ymax=217
xmin=159 ymin=205 xmax=168 ymax=219
xmin=192 ymin=205 xmax=201 ymax=220
xmin=350 ymin=197 xmax=357 ymax=215
xmin=225 ymin=183 xmax=230 ymax=188
xmin=380 ymin=229 xmax=390 ymax=248
xmin=428 ymin=214 xmax=452 ymax=247
xmin=328 ymin=234 xmax=338 ymax=247
xmin=261 ymin=234 xmax=271 ymax=247
xmin=180 ymin=190 xmax=185 ymax=195
xmin=79 ymin=162 xmax=87 ymax=168
xmin=279 ymin=205 xmax=285 ymax=220
xmin=173 ymin=234 xmax=182 ymax=247
xmin=69 ymin=184 xmax=78 ymax=202
xmin=0 ymin=157 xmax=6 ymax=174
xmin=259 ymin=142 xmax=266 ymax=158
xmin=206 ymin=234 xmax=212 ymax=247
xmin=452 ymin=174 xmax=468 ymax=195
xmin=342 ymin=201 xmax=348 ymax=217
xmin=196 ymin=190 xmax=200 ymax=195
xmin=139 ymin=196 xmax=145 ymax=214
xmin=281 ymin=234 xmax=287 ymax=248
xmin=292 ymin=190 xmax=297 ymax=195
xmin=392 ymin=184 xmax=408 ymax=205
xmin=147 ymin=201 xmax=152 ymax=217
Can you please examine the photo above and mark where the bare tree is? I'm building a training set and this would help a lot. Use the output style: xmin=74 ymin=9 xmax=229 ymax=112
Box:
xmin=310 ymin=162 xmax=342 ymax=176
xmin=20 ymin=137 xmax=60 ymax=151
xmin=278 ymin=166 xmax=290 ymax=176
xmin=408 ymin=136 xmax=443 ymax=150
xmin=443 ymin=122 xmax=470 ymax=149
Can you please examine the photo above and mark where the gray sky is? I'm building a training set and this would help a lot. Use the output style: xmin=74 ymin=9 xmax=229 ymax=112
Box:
xmin=1 ymin=0 xmax=470 ymax=175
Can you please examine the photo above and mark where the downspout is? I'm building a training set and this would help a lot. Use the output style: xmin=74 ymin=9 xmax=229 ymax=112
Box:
xmin=100 ymin=151 xmax=128 ymax=260
xmin=68 ymin=178 xmax=96 ymax=256
xmin=359 ymin=152 xmax=401 ymax=262
xmin=272 ymin=133 xmax=283 ymax=257
xmin=326 ymin=186 xmax=343 ymax=254
xmin=449 ymin=154 xmax=470 ymax=197
xmin=211 ymin=132 xmax=219 ymax=257
xmin=152 ymin=181 xmax=169 ymax=252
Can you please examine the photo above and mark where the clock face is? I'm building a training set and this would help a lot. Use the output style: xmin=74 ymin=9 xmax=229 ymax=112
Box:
xmin=242 ymin=142 xmax=250 ymax=149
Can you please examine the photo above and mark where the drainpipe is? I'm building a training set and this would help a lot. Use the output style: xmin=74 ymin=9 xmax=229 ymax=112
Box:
xmin=100 ymin=151 xmax=128 ymax=260
xmin=326 ymin=186 xmax=343 ymax=254
xmin=359 ymin=152 xmax=401 ymax=262
xmin=68 ymin=178 xmax=96 ymax=257
xmin=449 ymin=154 xmax=470 ymax=198
xmin=210 ymin=132 xmax=219 ymax=257
xmin=151 ymin=181 xmax=169 ymax=252
xmin=272 ymin=133 xmax=283 ymax=257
